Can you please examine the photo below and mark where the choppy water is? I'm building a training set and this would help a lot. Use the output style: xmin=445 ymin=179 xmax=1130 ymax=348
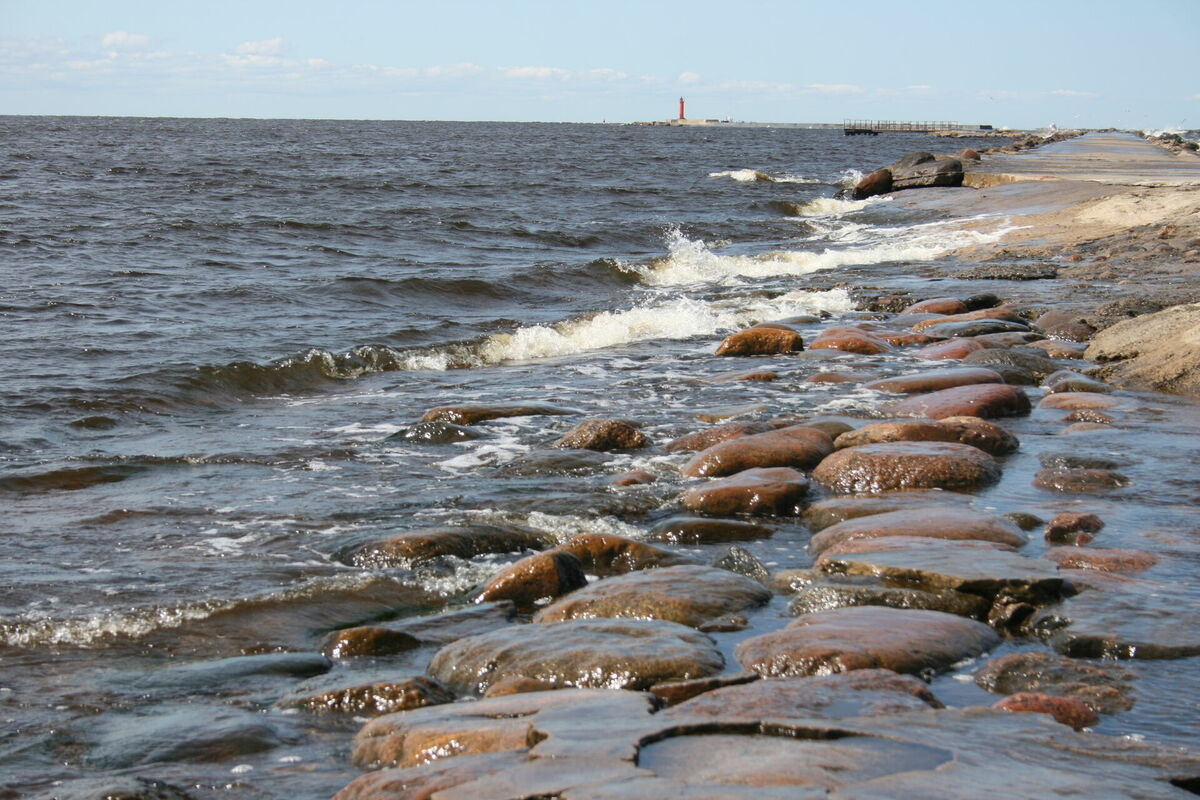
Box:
xmin=2 ymin=118 xmax=1195 ymax=798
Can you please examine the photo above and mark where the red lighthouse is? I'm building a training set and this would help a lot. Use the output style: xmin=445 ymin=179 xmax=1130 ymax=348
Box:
xmin=678 ymin=97 xmax=685 ymax=121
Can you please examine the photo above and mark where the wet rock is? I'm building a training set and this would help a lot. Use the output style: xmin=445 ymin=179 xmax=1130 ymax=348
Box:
xmin=532 ymin=565 xmax=771 ymax=628
xmin=884 ymin=383 xmax=1031 ymax=420
xmin=680 ymin=466 xmax=811 ymax=516
xmin=812 ymin=441 xmax=1000 ymax=493
xmin=1044 ymin=512 xmax=1105 ymax=545
xmin=1064 ymin=408 xmax=1114 ymax=424
xmin=953 ymin=263 xmax=1059 ymax=280
xmin=957 ymin=148 xmax=981 ymax=161
xmin=664 ymin=421 xmax=779 ymax=454
xmin=735 ymin=606 xmax=998 ymax=678
xmin=890 ymin=157 xmax=964 ymax=190
xmin=910 ymin=308 xmax=1027 ymax=333
xmin=556 ymin=533 xmax=693 ymax=576
xmin=789 ymin=576 xmax=991 ymax=620
xmin=715 ymin=327 xmax=804 ymax=356
xmin=711 ymin=545 xmax=771 ymax=585
xmin=420 ymin=403 xmax=581 ymax=425
xmin=993 ymin=692 xmax=1099 ymax=730
xmin=498 ymin=447 xmax=613 ymax=476
xmin=795 ymin=416 xmax=860 ymax=439
xmin=29 ymin=777 xmax=195 ymax=800
xmin=385 ymin=420 xmax=482 ymax=443
xmin=711 ymin=369 xmax=779 ymax=382
xmin=1005 ymin=512 xmax=1043 ymax=531
xmin=921 ymin=319 xmax=1031 ymax=339
xmin=833 ymin=417 xmax=1018 ymax=456
xmin=282 ymin=676 xmax=455 ymax=715
xmin=610 ymin=469 xmax=656 ymax=486
xmin=343 ymin=524 xmax=554 ymax=569
xmin=320 ymin=626 xmax=423 ymax=659
xmin=970 ymin=331 xmax=1047 ymax=348
xmin=681 ymin=425 xmax=833 ymax=477
xmin=648 ymin=671 xmax=761 ymax=707
xmin=851 ymin=168 xmax=892 ymax=199
xmin=647 ymin=516 xmax=773 ymax=545
xmin=1044 ymin=547 xmax=1158 ymax=573
xmin=914 ymin=338 xmax=989 ymax=360
xmin=1038 ymin=452 xmax=1128 ymax=471
xmin=802 ymin=489 xmax=972 ymax=531
xmin=817 ymin=537 xmax=1065 ymax=608
xmin=1035 ymin=309 xmax=1097 ymax=341
xmin=385 ymin=602 xmax=521 ymax=646
xmin=806 ymin=370 xmax=866 ymax=384
xmin=427 ymin=618 xmax=723 ymax=696
xmin=1029 ymin=338 xmax=1089 ymax=358
xmin=1037 ymin=391 xmax=1121 ymax=410
xmin=127 ymin=652 xmax=333 ymax=691
xmin=1033 ymin=467 xmax=1131 ymax=493
xmin=1085 ymin=302 xmax=1200 ymax=395
xmin=808 ymin=326 xmax=893 ymax=355
xmin=482 ymin=676 xmax=558 ymax=697
xmin=808 ymin=507 xmax=1028 ymax=556
xmin=1044 ymin=369 xmax=1112 ymax=394
xmin=667 ymin=669 xmax=943 ymax=720
xmin=475 ymin=550 xmax=588 ymax=608
xmin=962 ymin=347 xmax=1059 ymax=379
xmin=553 ymin=418 xmax=648 ymax=451
xmin=974 ymin=651 xmax=1135 ymax=714
xmin=863 ymin=367 xmax=1004 ymax=394
xmin=336 ymin=751 xmax=532 ymax=800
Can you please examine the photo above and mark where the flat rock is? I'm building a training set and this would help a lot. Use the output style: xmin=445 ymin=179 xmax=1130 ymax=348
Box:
xmin=921 ymin=319 xmax=1031 ymax=338
xmin=1044 ymin=546 xmax=1158 ymax=573
xmin=715 ymin=327 xmax=804 ymax=356
xmin=808 ymin=507 xmax=1028 ymax=556
xmin=554 ymin=418 xmax=649 ymax=451
xmin=910 ymin=308 xmax=1026 ymax=332
xmin=801 ymin=489 xmax=972 ymax=532
xmin=993 ymin=693 xmax=1099 ymax=730
xmin=1085 ymin=302 xmax=1200 ymax=395
xmin=647 ymin=516 xmax=773 ymax=545
xmin=1037 ymin=391 xmax=1122 ymax=410
xmin=1033 ymin=467 xmax=1131 ymax=493
xmin=427 ymin=618 xmax=724 ymax=696
xmin=680 ymin=467 xmax=811 ymax=516
xmin=681 ymin=425 xmax=833 ymax=477
xmin=343 ymin=524 xmax=553 ymax=569
xmin=735 ymin=606 xmax=999 ymax=678
xmin=532 ymin=565 xmax=771 ymax=628
xmin=863 ymin=367 xmax=1004 ymax=394
xmin=974 ymin=651 xmax=1135 ymax=714
xmin=664 ymin=421 xmax=779 ymax=454
xmin=335 ymin=751 xmax=533 ymax=800
xmin=1029 ymin=338 xmax=1088 ymax=358
xmin=420 ymin=403 xmax=581 ymax=425
xmin=903 ymin=297 xmax=969 ymax=315
xmin=648 ymin=672 xmax=761 ymax=707
xmin=555 ymin=533 xmax=694 ymax=576
xmin=884 ymin=383 xmax=1031 ymax=419
xmin=914 ymin=338 xmax=989 ymax=360
xmin=475 ymin=550 xmax=588 ymax=608
xmin=962 ymin=348 xmax=1059 ymax=379
xmin=812 ymin=441 xmax=1000 ymax=493
xmin=788 ymin=576 xmax=992 ymax=620
xmin=386 ymin=420 xmax=482 ymax=443
xmin=281 ymin=676 xmax=455 ymax=716
xmin=808 ymin=326 xmax=893 ymax=355
xmin=833 ymin=417 xmax=1019 ymax=456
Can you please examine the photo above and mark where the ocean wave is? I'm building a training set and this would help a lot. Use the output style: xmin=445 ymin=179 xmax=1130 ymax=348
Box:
xmin=709 ymin=168 xmax=824 ymax=184
xmin=789 ymin=196 xmax=885 ymax=217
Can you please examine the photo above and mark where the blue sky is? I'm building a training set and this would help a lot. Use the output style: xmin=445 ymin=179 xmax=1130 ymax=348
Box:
xmin=2 ymin=0 xmax=1196 ymax=128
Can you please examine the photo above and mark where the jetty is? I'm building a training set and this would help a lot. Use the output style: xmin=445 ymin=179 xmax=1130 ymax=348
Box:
xmin=843 ymin=119 xmax=992 ymax=136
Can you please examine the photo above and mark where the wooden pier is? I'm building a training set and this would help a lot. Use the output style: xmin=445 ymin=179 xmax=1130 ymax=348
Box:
xmin=843 ymin=120 xmax=991 ymax=136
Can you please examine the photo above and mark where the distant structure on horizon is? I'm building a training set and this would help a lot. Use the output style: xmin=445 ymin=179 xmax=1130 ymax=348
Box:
xmin=679 ymin=97 xmax=685 ymax=121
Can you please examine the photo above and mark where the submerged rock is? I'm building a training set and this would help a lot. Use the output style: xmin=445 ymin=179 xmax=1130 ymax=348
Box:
xmin=553 ymin=418 xmax=648 ymax=451
xmin=664 ymin=421 xmax=780 ymax=453
xmin=833 ymin=417 xmax=1018 ymax=456
xmin=808 ymin=507 xmax=1028 ymax=556
xmin=993 ymin=692 xmax=1099 ymax=731
xmin=884 ymin=383 xmax=1031 ymax=420
xmin=385 ymin=420 xmax=482 ymax=443
xmin=975 ymin=651 xmax=1136 ymax=714
xmin=863 ymin=367 xmax=1005 ymax=394
xmin=420 ymin=403 xmax=581 ymax=425
xmin=555 ymin=533 xmax=693 ymax=575
xmin=802 ymin=489 xmax=973 ymax=531
xmin=343 ymin=524 xmax=554 ymax=569
xmin=808 ymin=326 xmax=893 ymax=355
xmin=647 ymin=516 xmax=773 ymax=545
xmin=1033 ymin=467 xmax=1131 ymax=493
xmin=789 ymin=575 xmax=991 ymax=620
xmin=812 ymin=441 xmax=1001 ymax=493
xmin=282 ymin=676 xmax=455 ymax=716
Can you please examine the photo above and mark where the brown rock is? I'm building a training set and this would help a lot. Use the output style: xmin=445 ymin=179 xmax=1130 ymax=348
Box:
xmin=1033 ymin=468 xmax=1131 ymax=493
xmin=648 ymin=672 xmax=760 ymax=707
xmin=884 ymin=384 xmax=1031 ymax=420
xmin=935 ymin=416 xmax=1021 ymax=456
xmin=320 ymin=626 xmax=422 ymax=659
xmin=788 ymin=576 xmax=992 ymax=620
xmin=711 ymin=370 xmax=779 ymax=382
xmin=647 ymin=516 xmax=773 ymax=545
xmin=1044 ymin=512 xmax=1104 ymax=545
xmin=812 ymin=442 xmax=1000 ymax=493
xmin=664 ymin=421 xmax=779 ymax=454
xmin=553 ymin=418 xmax=648 ymax=451
xmin=1029 ymin=339 xmax=1088 ymax=359
xmin=957 ymin=148 xmax=981 ymax=161
xmin=344 ymin=525 xmax=553 ymax=569
xmin=475 ymin=550 xmax=587 ymax=608
xmin=336 ymin=750 xmax=531 ymax=799
xmin=806 ymin=371 xmax=867 ymax=384
xmin=808 ymin=326 xmax=893 ymax=355
xmin=556 ymin=533 xmax=693 ymax=576
xmin=1037 ymin=392 xmax=1121 ymax=410
xmin=735 ymin=606 xmax=998 ymax=678
xmin=427 ymin=619 xmax=724 ymax=696
xmin=809 ymin=507 xmax=1028 ymax=556
xmin=715 ymin=327 xmax=803 ymax=356
xmin=1044 ymin=547 xmax=1158 ymax=573
xmin=681 ymin=425 xmax=834 ymax=477
xmin=974 ymin=651 xmax=1135 ymax=714
xmin=1064 ymin=409 xmax=1114 ymax=424
xmin=284 ymin=676 xmax=454 ymax=715
xmin=532 ymin=565 xmax=771 ymax=628
xmin=802 ymin=490 xmax=973 ymax=531
xmin=863 ymin=368 xmax=1005 ymax=394
xmin=609 ymin=469 xmax=656 ymax=486
xmin=483 ymin=676 xmax=557 ymax=697
xmin=1043 ymin=370 xmax=1112 ymax=395
xmin=993 ymin=692 xmax=1100 ymax=731
xmin=420 ymin=403 xmax=579 ymax=425
xmin=680 ymin=467 xmax=811 ymax=516
xmin=833 ymin=417 xmax=1018 ymax=456
xmin=851 ymin=168 xmax=893 ymax=200
xmin=1034 ymin=310 xmax=1098 ymax=342
xmin=911 ymin=308 xmax=1026 ymax=333
xmin=903 ymin=297 xmax=969 ymax=315
xmin=914 ymin=338 xmax=989 ymax=360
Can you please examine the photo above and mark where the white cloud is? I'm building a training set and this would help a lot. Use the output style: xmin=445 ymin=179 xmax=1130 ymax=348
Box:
xmin=235 ymin=37 xmax=284 ymax=56
xmin=806 ymin=83 xmax=865 ymax=94
xmin=678 ymin=71 xmax=700 ymax=84
xmin=715 ymin=79 xmax=793 ymax=92
xmin=501 ymin=66 xmax=570 ymax=80
xmin=424 ymin=62 xmax=484 ymax=78
xmin=101 ymin=31 xmax=150 ymax=49
xmin=581 ymin=68 xmax=629 ymax=81
xmin=905 ymin=84 xmax=933 ymax=91
xmin=306 ymin=58 xmax=330 ymax=69
xmin=1050 ymin=89 xmax=1098 ymax=98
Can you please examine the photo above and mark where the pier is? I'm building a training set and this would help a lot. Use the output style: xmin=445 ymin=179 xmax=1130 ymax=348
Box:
xmin=843 ymin=120 xmax=992 ymax=136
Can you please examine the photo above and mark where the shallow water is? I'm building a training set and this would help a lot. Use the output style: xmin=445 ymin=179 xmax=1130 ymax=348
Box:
xmin=1 ymin=118 xmax=1196 ymax=797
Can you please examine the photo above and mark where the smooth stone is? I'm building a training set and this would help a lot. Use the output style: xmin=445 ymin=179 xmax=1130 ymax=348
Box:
xmin=974 ymin=651 xmax=1135 ymax=713
xmin=533 ymin=565 xmax=771 ymax=628
xmin=320 ymin=626 xmax=423 ymax=659
xmin=921 ymin=319 xmax=1031 ymax=338
xmin=475 ymin=550 xmax=588 ymax=608
xmin=715 ymin=327 xmax=804 ymax=356
xmin=383 ymin=602 xmax=521 ymax=646
xmin=969 ymin=331 xmax=1047 ymax=348
xmin=833 ymin=417 xmax=1019 ymax=456
xmin=680 ymin=467 xmax=811 ymax=516
xmin=555 ymin=533 xmax=694 ymax=576
xmin=735 ymin=606 xmax=999 ymax=678
xmin=483 ymin=676 xmax=558 ymax=697
xmin=710 ymin=545 xmax=771 ymax=585
xmin=125 ymin=652 xmax=332 ymax=691
xmin=1044 ymin=512 xmax=1105 ymax=545
xmin=28 ymin=778 xmax=194 ymax=800
xmin=610 ymin=469 xmax=656 ymax=486
xmin=910 ymin=308 xmax=1026 ymax=332
xmin=498 ymin=447 xmax=613 ymax=476
xmin=1029 ymin=339 xmax=1088 ymax=358
xmin=343 ymin=524 xmax=553 ymax=568
xmin=1063 ymin=409 xmax=1114 ymax=424
xmin=420 ymin=403 xmax=580 ymax=425
xmin=1033 ymin=467 xmax=1131 ymax=493
xmin=681 ymin=425 xmax=833 ymax=477
xmin=863 ymin=367 xmax=1004 ymax=394
xmin=808 ymin=507 xmax=1028 ymax=556
xmin=1037 ymin=391 xmax=1122 ymax=410
xmin=1039 ymin=452 xmax=1129 ymax=471
xmin=1044 ymin=547 xmax=1158 ymax=573
xmin=903 ymin=297 xmax=969 ymax=315
xmin=664 ymin=421 xmax=780 ymax=454
xmin=1043 ymin=370 xmax=1112 ymax=394
xmin=801 ymin=489 xmax=972 ymax=532
xmin=914 ymin=338 xmax=989 ymax=360
xmin=962 ymin=348 xmax=1059 ymax=379
xmin=665 ymin=670 xmax=943 ymax=720
xmin=812 ymin=442 xmax=1000 ymax=493
xmin=427 ymin=619 xmax=723 ymax=696
xmin=647 ymin=516 xmax=773 ymax=545
xmin=385 ymin=420 xmax=482 ymax=443
xmin=993 ymin=692 xmax=1100 ymax=731
xmin=884 ymin=384 xmax=1031 ymax=420
xmin=710 ymin=370 xmax=779 ymax=382
xmin=281 ymin=676 xmax=455 ymax=715
xmin=335 ymin=751 xmax=532 ymax=800
xmin=808 ymin=326 xmax=893 ymax=355
xmin=788 ymin=576 xmax=991 ymax=620
xmin=553 ymin=418 xmax=648 ymax=451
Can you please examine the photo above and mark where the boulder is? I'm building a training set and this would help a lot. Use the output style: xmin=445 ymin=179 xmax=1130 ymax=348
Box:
xmin=962 ymin=348 xmax=1059 ymax=379
xmin=884 ymin=384 xmax=1031 ymax=419
xmin=808 ymin=507 xmax=1028 ymax=556
xmin=427 ymin=618 xmax=724 ymax=696
xmin=903 ymin=297 xmax=969 ymax=315
xmin=812 ymin=441 xmax=1000 ymax=493
xmin=343 ymin=524 xmax=553 ymax=568
xmin=788 ymin=576 xmax=992 ymax=620
xmin=851 ymin=168 xmax=893 ymax=200
xmin=532 ymin=565 xmax=771 ymax=628
xmin=320 ymin=627 xmax=422 ymax=659
xmin=681 ymin=425 xmax=834 ymax=477
xmin=1044 ymin=512 xmax=1104 ymax=545
xmin=680 ymin=467 xmax=811 ymax=515
xmin=808 ymin=326 xmax=893 ymax=355
xmin=664 ymin=421 xmax=779 ymax=453
xmin=735 ymin=606 xmax=998 ymax=678
xmin=475 ymin=550 xmax=588 ymax=608
xmin=1035 ymin=309 xmax=1097 ymax=342
xmin=921 ymin=319 xmax=1032 ymax=338
xmin=1043 ymin=370 xmax=1111 ymax=394
xmin=833 ymin=417 xmax=1018 ymax=456
xmin=1037 ymin=391 xmax=1121 ymax=410
xmin=553 ymin=418 xmax=648 ymax=451
xmin=863 ymin=368 xmax=1005 ymax=394
xmin=890 ymin=151 xmax=937 ymax=170
xmin=910 ymin=308 xmax=1027 ymax=333
xmin=555 ymin=533 xmax=693 ymax=576
xmin=420 ymin=403 xmax=580 ymax=425
xmin=647 ymin=516 xmax=773 ymax=545
xmin=715 ymin=327 xmax=804 ymax=356
xmin=1086 ymin=303 xmax=1200 ymax=395
xmin=935 ymin=416 xmax=1021 ymax=455
xmin=890 ymin=157 xmax=964 ymax=190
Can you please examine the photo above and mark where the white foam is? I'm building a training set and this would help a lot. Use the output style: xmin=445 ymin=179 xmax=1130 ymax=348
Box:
xmin=709 ymin=168 xmax=824 ymax=184
xmin=792 ymin=196 xmax=882 ymax=217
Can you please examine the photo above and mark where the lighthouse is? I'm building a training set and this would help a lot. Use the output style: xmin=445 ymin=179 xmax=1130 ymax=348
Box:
xmin=678 ymin=97 xmax=685 ymax=121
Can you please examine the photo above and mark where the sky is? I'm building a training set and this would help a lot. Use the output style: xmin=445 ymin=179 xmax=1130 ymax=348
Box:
xmin=2 ymin=0 xmax=1197 ymax=129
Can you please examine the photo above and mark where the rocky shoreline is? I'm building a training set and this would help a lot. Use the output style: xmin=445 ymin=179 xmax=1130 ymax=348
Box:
xmin=52 ymin=134 xmax=1200 ymax=800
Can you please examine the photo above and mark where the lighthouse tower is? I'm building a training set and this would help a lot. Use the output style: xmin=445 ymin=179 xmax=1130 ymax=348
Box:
xmin=678 ymin=97 xmax=685 ymax=121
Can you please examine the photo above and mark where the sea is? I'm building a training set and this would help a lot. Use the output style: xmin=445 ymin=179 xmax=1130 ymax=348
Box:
xmin=0 ymin=117 xmax=1194 ymax=798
